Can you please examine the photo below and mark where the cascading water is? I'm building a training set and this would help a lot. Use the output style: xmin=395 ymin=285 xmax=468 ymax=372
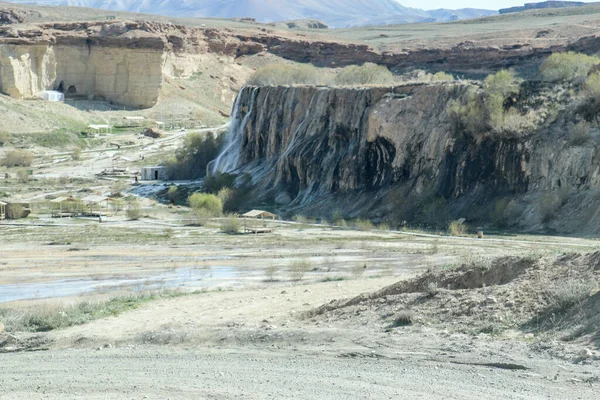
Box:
xmin=208 ymin=87 xmax=259 ymax=175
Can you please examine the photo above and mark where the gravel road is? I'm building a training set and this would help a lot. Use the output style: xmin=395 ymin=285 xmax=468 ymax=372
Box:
xmin=1 ymin=347 xmax=597 ymax=400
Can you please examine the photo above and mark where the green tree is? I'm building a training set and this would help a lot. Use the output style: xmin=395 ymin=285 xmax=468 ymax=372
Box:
xmin=165 ymin=131 xmax=224 ymax=180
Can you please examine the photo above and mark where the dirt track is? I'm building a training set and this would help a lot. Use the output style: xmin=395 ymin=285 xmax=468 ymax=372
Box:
xmin=2 ymin=346 xmax=598 ymax=400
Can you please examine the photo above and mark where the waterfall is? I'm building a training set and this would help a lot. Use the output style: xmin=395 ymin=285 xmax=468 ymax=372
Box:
xmin=208 ymin=87 xmax=258 ymax=175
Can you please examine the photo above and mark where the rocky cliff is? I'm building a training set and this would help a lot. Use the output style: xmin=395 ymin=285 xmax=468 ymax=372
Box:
xmin=5 ymin=16 xmax=600 ymax=108
xmin=0 ymin=21 xmax=263 ymax=107
xmin=212 ymin=84 xmax=600 ymax=234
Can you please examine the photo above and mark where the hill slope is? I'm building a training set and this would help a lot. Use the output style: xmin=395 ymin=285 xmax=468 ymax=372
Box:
xmin=1 ymin=0 xmax=496 ymax=27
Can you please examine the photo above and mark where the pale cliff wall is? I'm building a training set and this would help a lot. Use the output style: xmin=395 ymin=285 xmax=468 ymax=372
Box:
xmin=0 ymin=44 xmax=163 ymax=107
xmin=0 ymin=21 xmax=262 ymax=108
xmin=214 ymin=84 xmax=600 ymax=234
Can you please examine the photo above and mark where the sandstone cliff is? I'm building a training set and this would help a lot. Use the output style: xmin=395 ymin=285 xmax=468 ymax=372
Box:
xmin=0 ymin=21 xmax=263 ymax=107
xmin=213 ymin=84 xmax=600 ymax=234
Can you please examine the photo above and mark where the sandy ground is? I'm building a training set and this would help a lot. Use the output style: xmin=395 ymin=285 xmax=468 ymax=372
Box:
xmin=2 ymin=129 xmax=600 ymax=398
xmin=1 ymin=276 xmax=599 ymax=399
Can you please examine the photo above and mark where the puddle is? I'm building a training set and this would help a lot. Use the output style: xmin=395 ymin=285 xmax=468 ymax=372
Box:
xmin=0 ymin=266 xmax=239 ymax=303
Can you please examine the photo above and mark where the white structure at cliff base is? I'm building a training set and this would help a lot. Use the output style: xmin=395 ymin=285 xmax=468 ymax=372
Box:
xmin=36 ymin=91 xmax=64 ymax=102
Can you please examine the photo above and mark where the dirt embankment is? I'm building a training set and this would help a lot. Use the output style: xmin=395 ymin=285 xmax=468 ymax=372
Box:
xmin=310 ymin=252 xmax=600 ymax=356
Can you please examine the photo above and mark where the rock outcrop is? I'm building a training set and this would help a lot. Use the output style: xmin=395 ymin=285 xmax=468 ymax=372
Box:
xmin=4 ymin=17 xmax=600 ymax=107
xmin=499 ymin=1 xmax=588 ymax=15
xmin=213 ymin=84 xmax=600 ymax=234
xmin=0 ymin=21 xmax=263 ymax=108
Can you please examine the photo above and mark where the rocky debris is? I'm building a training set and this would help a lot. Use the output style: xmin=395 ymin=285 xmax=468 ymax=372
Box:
xmin=307 ymin=252 xmax=600 ymax=353
xmin=0 ymin=333 xmax=20 ymax=348
xmin=0 ymin=322 xmax=4 ymax=333
xmin=0 ymin=9 xmax=25 ymax=25
xmin=142 ymin=127 xmax=163 ymax=138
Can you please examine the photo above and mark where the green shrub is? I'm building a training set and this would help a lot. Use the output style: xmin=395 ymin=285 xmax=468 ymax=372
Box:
xmin=449 ymin=70 xmax=533 ymax=136
xmin=448 ymin=220 xmax=467 ymax=236
xmin=220 ymin=215 xmax=241 ymax=234
xmin=125 ymin=201 xmax=142 ymax=220
xmin=247 ymin=63 xmax=326 ymax=86
xmin=483 ymin=69 xmax=520 ymax=98
xmin=188 ymin=193 xmax=223 ymax=217
xmin=2 ymin=149 xmax=33 ymax=167
xmin=540 ymin=52 xmax=600 ymax=84
xmin=333 ymin=63 xmax=394 ymax=86
xmin=579 ymin=72 xmax=600 ymax=121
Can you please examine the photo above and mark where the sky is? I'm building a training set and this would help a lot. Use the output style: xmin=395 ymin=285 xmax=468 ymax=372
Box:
xmin=397 ymin=0 xmax=597 ymax=10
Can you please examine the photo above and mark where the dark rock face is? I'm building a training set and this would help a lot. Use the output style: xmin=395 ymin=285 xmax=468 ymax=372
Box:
xmin=215 ymin=85 xmax=600 ymax=233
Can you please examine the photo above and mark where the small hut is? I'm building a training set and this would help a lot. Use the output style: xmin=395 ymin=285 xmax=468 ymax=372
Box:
xmin=141 ymin=166 xmax=168 ymax=181
xmin=242 ymin=210 xmax=279 ymax=234
xmin=0 ymin=201 xmax=6 ymax=220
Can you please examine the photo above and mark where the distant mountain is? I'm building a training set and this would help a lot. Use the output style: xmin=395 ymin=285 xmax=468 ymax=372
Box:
xmin=1 ymin=0 xmax=497 ymax=27
xmin=499 ymin=1 xmax=595 ymax=14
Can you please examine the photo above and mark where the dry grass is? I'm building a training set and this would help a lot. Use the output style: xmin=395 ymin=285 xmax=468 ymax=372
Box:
xmin=289 ymin=259 xmax=312 ymax=281
xmin=0 ymin=291 xmax=193 ymax=333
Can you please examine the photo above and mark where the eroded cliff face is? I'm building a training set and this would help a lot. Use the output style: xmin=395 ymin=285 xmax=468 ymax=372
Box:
xmin=214 ymin=84 xmax=600 ymax=234
xmin=0 ymin=44 xmax=163 ymax=107
xmin=0 ymin=21 xmax=263 ymax=107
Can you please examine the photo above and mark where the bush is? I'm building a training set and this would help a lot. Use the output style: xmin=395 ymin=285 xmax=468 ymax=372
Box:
xmin=264 ymin=264 xmax=279 ymax=282
xmin=483 ymin=69 xmax=520 ymax=98
xmin=247 ymin=63 xmax=326 ymax=86
xmin=578 ymin=72 xmax=600 ymax=122
xmin=0 ymin=131 xmax=11 ymax=146
xmin=289 ymin=259 xmax=312 ymax=281
xmin=540 ymin=52 xmax=600 ymax=84
xmin=449 ymin=70 xmax=533 ymax=136
xmin=392 ymin=310 xmax=414 ymax=327
xmin=2 ymin=149 xmax=33 ymax=167
xmin=5 ymin=203 xmax=24 ymax=219
xmin=220 ymin=215 xmax=240 ymax=234
xmin=188 ymin=193 xmax=223 ymax=216
xmin=448 ymin=220 xmax=467 ymax=236
xmin=544 ymin=279 xmax=594 ymax=313
xmin=167 ymin=185 xmax=183 ymax=205
xmin=354 ymin=219 xmax=374 ymax=231
xmin=16 ymin=169 xmax=29 ymax=183
xmin=333 ymin=63 xmax=394 ymax=86
xmin=164 ymin=131 xmax=224 ymax=180
xmin=125 ymin=201 xmax=142 ymax=220
xmin=71 ymin=147 xmax=81 ymax=161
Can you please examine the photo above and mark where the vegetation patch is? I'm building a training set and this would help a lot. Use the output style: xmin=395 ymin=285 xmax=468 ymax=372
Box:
xmin=0 ymin=291 xmax=195 ymax=333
